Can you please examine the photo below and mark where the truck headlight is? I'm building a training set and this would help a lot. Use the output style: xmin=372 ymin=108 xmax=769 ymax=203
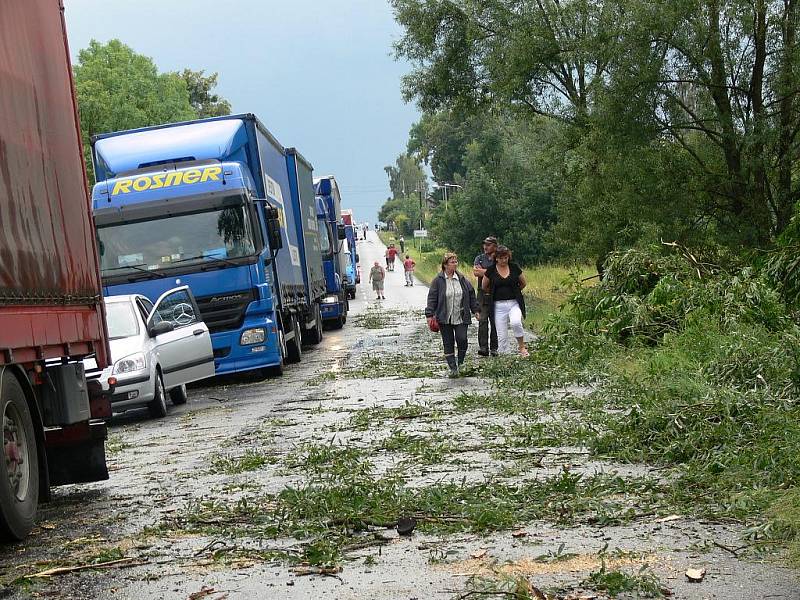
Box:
xmin=322 ymin=295 xmax=338 ymax=304
xmin=113 ymin=352 xmax=146 ymax=374
xmin=241 ymin=328 xmax=266 ymax=345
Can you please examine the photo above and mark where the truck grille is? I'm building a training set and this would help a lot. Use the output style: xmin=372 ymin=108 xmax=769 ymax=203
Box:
xmin=195 ymin=289 xmax=257 ymax=333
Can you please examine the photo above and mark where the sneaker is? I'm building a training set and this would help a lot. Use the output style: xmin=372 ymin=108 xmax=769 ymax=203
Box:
xmin=477 ymin=350 xmax=489 ymax=357
xmin=490 ymin=351 xmax=499 ymax=357
xmin=448 ymin=367 xmax=459 ymax=378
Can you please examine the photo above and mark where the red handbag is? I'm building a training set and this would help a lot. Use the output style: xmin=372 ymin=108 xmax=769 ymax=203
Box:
xmin=427 ymin=316 xmax=440 ymax=332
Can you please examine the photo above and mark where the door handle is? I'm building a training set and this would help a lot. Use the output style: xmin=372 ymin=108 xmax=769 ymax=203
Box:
xmin=193 ymin=329 xmax=204 ymax=336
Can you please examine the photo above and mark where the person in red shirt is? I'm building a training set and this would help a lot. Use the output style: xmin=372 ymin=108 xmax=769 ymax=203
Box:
xmin=403 ymin=254 xmax=416 ymax=286
xmin=386 ymin=244 xmax=398 ymax=271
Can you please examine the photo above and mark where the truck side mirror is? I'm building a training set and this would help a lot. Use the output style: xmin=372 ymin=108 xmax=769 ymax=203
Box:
xmin=337 ymin=224 xmax=347 ymax=240
xmin=355 ymin=254 xmax=360 ymax=263
xmin=265 ymin=205 xmax=283 ymax=250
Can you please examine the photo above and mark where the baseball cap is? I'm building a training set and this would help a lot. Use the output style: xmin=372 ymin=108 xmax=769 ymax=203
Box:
xmin=483 ymin=236 xmax=498 ymax=244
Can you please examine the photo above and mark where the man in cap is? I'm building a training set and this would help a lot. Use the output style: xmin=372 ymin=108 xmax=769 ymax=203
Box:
xmin=473 ymin=236 xmax=499 ymax=356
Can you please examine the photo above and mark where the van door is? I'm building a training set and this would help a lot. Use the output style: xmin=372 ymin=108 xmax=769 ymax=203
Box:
xmin=147 ymin=286 xmax=215 ymax=388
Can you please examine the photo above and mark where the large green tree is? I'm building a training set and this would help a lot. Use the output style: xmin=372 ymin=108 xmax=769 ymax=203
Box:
xmin=392 ymin=0 xmax=800 ymax=259
xmin=73 ymin=40 xmax=229 ymax=182
xmin=180 ymin=69 xmax=232 ymax=118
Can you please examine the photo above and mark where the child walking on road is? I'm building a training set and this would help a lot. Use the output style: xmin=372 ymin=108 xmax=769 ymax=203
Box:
xmin=403 ymin=254 xmax=416 ymax=286
xmin=369 ymin=261 xmax=386 ymax=300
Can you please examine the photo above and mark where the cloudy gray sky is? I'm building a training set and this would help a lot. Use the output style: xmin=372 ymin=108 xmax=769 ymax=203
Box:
xmin=63 ymin=0 xmax=419 ymax=225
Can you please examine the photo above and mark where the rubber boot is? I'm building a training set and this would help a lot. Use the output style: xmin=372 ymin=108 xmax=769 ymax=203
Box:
xmin=445 ymin=355 xmax=458 ymax=378
xmin=457 ymin=348 xmax=467 ymax=366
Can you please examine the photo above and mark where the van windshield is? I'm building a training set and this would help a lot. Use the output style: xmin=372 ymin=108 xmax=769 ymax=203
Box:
xmin=97 ymin=202 xmax=256 ymax=277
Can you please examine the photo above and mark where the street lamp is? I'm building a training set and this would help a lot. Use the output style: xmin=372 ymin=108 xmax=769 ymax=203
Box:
xmin=433 ymin=182 xmax=463 ymax=210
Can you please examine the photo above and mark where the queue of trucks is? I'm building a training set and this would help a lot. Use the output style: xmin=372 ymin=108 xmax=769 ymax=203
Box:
xmin=0 ymin=0 xmax=362 ymax=541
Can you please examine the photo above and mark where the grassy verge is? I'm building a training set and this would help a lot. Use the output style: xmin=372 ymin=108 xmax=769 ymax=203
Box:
xmin=507 ymin=246 xmax=800 ymax=559
xmin=377 ymin=231 xmax=594 ymax=332
xmin=521 ymin=263 xmax=596 ymax=332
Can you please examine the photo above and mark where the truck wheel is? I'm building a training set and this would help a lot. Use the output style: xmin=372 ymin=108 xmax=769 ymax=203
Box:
xmin=305 ymin=306 xmax=324 ymax=345
xmin=0 ymin=373 xmax=39 ymax=541
xmin=169 ymin=384 xmax=188 ymax=406
xmin=285 ymin=317 xmax=302 ymax=364
xmin=147 ymin=372 xmax=167 ymax=418
xmin=332 ymin=314 xmax=345 ymax=330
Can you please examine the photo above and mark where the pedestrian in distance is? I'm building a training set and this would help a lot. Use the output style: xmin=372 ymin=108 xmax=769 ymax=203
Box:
xmin=386 ymin=244 xmax=398 ymax=271
xmin=473 ymin=236 xmax=499 ymax=357
xmin=426 ymin=252 xmax=480 ymax=378
xmin=399 ymin=236 xmax=405 ymax=253
xmin=403 ymin=254 xmax=416 ymax=286
xmin=482 ymin=245 xmax=528 ymax=357
xmin=369 ymin=261 xmax=386 ymax=300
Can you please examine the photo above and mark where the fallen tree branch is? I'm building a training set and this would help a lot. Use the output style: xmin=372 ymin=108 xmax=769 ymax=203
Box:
xmin=28 ymin=557 xmax=147 ymax=578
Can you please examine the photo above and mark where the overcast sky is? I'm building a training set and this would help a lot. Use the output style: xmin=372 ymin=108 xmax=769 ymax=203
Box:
xmin=63 ymin=0 xmax=419 ymax=225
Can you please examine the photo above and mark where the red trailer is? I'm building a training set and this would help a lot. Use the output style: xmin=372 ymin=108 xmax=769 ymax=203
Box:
xmin=0 ymin=0 xmax=112 ymax=540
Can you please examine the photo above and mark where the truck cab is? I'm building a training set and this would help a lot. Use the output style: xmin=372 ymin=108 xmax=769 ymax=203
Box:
xmin=92 ymin=116 xmax=318 ymax=376
xmin=314 ymin=176 xmax=349 ymax=328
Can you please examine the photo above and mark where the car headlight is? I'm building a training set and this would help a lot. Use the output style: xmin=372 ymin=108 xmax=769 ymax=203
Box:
xmin=241 ymin=328 xmax=266 ymax=345
xmin=322 ymin=295 xmax=338 ymax=304
xmin=113 ymin=352 xmax=146 ymax=374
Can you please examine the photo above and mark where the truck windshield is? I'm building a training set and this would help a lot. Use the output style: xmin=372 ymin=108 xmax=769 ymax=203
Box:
xmin=97 ymin=203 xmax=256 ymax=276
xmin=319 ymin=220 xmax=334 ymax=259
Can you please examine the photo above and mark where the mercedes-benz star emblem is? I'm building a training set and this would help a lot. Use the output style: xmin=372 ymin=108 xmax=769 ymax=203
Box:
xmin=172 ymin=303 xmax=195 ymax=325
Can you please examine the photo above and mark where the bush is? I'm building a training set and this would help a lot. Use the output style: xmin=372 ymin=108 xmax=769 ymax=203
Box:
xmin=561 ymin=246 xmax=788 ymax=345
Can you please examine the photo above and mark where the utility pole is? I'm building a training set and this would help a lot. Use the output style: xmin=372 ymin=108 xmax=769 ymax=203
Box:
xmin=417 ymin=181 xmax=424 ymax=230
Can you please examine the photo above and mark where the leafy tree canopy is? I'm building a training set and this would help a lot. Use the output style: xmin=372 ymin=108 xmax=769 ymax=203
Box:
xmin=180 ymin=69 xmax=232 ymax=118
xmin=74 ymin=39 xmax=231 ymax=182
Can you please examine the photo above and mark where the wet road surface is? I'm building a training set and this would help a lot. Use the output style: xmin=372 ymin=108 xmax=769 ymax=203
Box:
xmin=1 ymin=231 xmax=798 ymax=599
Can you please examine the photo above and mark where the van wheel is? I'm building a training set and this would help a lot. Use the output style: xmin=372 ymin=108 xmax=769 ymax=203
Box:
xmin=0 ymin=372 xmax=39 ymax=541
xmin=169 ymin=384 xmax=188 ymax=406
xmin=147 ymin=373 xmax=167 ymax=418
xmin=285 ymin=317 xmax=302 ymax=364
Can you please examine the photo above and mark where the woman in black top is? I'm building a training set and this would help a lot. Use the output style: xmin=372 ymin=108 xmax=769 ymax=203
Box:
xmin=482 ymin=245 xmax=528 ymax=356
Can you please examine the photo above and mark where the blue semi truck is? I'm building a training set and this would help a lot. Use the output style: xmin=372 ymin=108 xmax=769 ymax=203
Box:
xmin=314 ymin=176 xmax=350 ymax=327
xmin=90 ymin=114 xmax=326 ymax=376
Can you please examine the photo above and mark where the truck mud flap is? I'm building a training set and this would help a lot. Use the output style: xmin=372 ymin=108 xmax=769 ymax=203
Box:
xmin=45 ymin=423 xmax=109 ymax=486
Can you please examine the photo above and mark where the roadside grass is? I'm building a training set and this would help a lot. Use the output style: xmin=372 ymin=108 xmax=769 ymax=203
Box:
xmin=522 ymin=263 xmax=596 ymax=333
xmin=498 ymin=247 xmax=800 ymax=558
xmin=209 ymin=450 xmax=278 ymax=475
